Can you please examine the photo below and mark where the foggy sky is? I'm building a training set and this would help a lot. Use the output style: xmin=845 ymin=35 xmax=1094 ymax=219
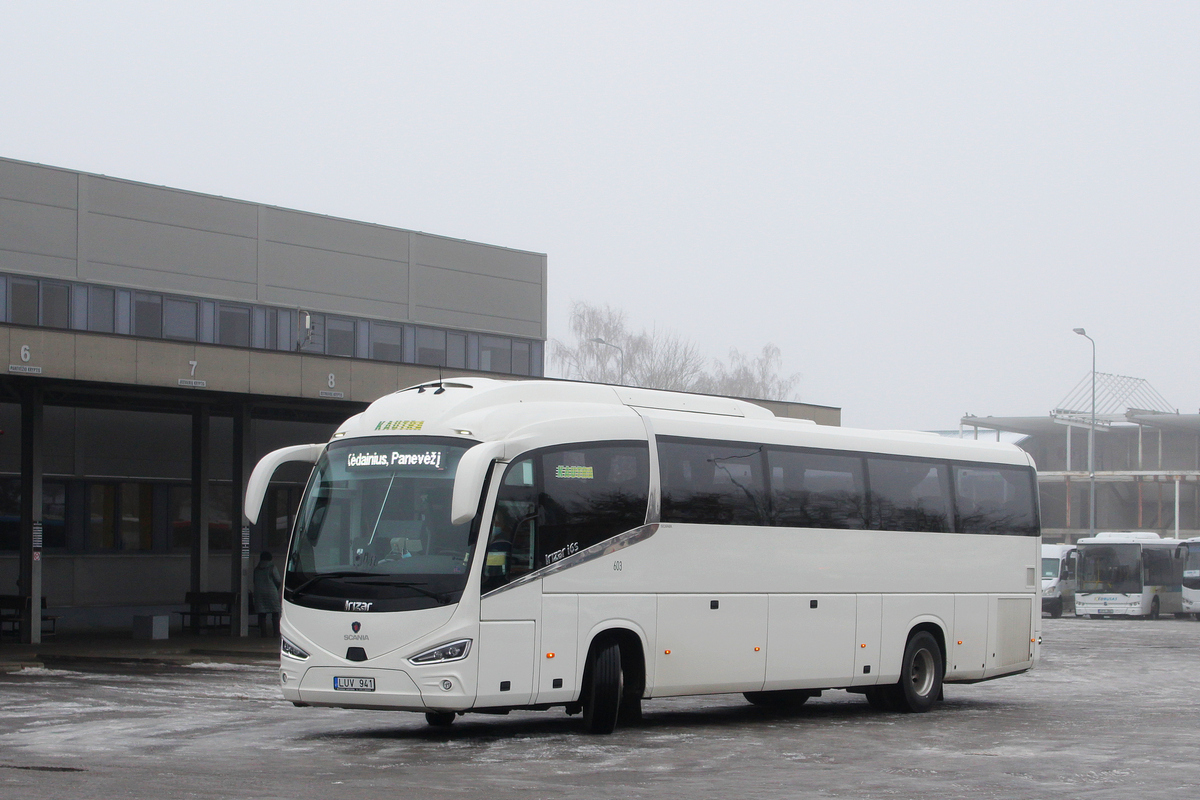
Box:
xmin=1 ymin=2 xmax=1196 ymax=430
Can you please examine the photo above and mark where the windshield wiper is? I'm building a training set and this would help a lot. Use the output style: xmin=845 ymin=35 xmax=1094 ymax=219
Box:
xmin=289 ymin=571 xmax=376 ymax=597
xmin=342 ymin=578 xmax=452 ymax=604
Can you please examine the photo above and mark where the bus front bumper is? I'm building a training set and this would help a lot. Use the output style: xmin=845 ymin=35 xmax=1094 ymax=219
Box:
xmin=282 ymin=665 xmax=473 ymax=712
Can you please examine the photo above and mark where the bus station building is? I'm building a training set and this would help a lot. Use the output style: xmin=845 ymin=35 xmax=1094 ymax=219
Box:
xmin=0 ymin=156 xmax=839 ymax=640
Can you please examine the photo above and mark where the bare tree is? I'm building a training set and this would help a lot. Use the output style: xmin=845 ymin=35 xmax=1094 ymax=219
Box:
xmin=694 ymin=344 xmax=800 ymax=401
xmin=551 ymin=301 xmax=800 ymax=401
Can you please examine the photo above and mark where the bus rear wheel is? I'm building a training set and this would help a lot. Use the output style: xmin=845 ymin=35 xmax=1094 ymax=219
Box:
xmin=424 ymin=711 xmax=456 ymax=727
xmin=582 ymin=641 xmax=623 ymax=734
xmin=887 ymin=631 xmax=943 ymax=713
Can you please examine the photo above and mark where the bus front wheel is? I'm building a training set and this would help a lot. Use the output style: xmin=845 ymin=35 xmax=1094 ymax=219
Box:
xmin=582 ymin=641 xmax=624 ymax=734
xmin=424 ymin=711 xmax=456 ymax=727
xmin=889 ymin=631 xmax=944 ymax=713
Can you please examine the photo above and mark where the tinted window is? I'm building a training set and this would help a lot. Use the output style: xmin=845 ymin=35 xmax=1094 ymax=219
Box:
xmin=768 ymin=448 xmax=866 ymax=529
xmin=41 ymin=282 xmax=70 ymax=328
xmin=326 ymin=317 xmax=355 ymax=357
xmin=512 ymin=340 xmax=531 ymax=375
xmin=164 ymin=298 xmax=198 ymax=340
xmin=447 ymin=332 xmax=466 ymax=369
xmin=89 ymin=286 xmax=115 ymax=332
xmin=954 ymin=466 xmax=1039 ymax=536
xmin=659 ymin=438 xmax=768 ymax=526
xmin=219 ymin=304 xmax=250 ymax=347
xmin=134 ymin=293 xmax=162 ymax=337
xmin=483 ymin=443 xmax=649 ymax=592
xmin=480 ymin=335 xmax=512 ymax=373
xmin=868 ymin=457 xmax=951 ymax=532
xmin=417 ymin=327 xmax=446 ymax=365
xmin=10 ymin=279 xmax=38 ymax=326
xmin=370 ymin=322 xmax=402 ymax=361
xmin=538 ymin=444 xmax=649 ymax=561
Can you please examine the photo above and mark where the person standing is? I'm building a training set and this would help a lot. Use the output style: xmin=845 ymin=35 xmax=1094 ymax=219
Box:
xmin=252 ymin=551 xmax=282 ymax=638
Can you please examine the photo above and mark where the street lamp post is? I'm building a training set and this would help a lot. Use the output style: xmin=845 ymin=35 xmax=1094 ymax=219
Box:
xmin=587 ymin=337 xmax=625 ymax=385
xmin=1073 ymin=328 xmax=1097 ymax=536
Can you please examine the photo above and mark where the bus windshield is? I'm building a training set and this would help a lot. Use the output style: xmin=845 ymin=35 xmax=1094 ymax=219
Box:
xmin=285 ymin=437 xmax=477 ymax=612
xmin=1041 ymin=558 xmax=1061 ymax=579
xmin=1078 ymin=544 xmax=1142 ymax=594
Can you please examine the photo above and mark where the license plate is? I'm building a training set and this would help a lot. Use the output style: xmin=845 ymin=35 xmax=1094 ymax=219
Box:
xmin=334 ymin=676 xmax=376 ymax=692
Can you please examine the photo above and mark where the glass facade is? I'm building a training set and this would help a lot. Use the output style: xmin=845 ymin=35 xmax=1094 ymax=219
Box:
xmin=0 ymin=272 xmax=543 ymax=377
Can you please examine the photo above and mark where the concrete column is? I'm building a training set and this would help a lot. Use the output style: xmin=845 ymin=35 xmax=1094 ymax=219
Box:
xmin=190 ymin=406 xmax=211 ymax=595
xmin=230 ymin=404 xmax=251 ymax=637
xmin=18 ymin=387 xmax=44 ymax=645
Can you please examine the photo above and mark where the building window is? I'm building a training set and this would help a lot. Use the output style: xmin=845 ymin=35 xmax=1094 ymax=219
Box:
xmin=252 ymin=307 xmax=278 ymax=350
xmin=164 ymin=298 xmax=198 ymax=341
xmin=168 ymin=485 xmax=191 ymax=549
xmin=276 ymin=309 xmax=294 ymax=351
xmin=10 ymin=278 xmax=38 ymax=326
xmin=90 ymin=287 xmax=116 ymax=334
xmin=133 ymin=293 xmax=163 ymax=338
xmin=447 ymin=332 xmax=466 ymax=369
xmin=119 ymin=482 xmax=153 ymax=550
xmin=219 ymin=304 xmax=250 ymax=347
xmin=41 ymin=282 xmax=71 ymax=329
xmin=369 ymin=322 xmax=402 ymax=361
xmin=88 ymin=483 xmax=118 ymax=549
xmin=512 ymin=340 xmax=531 ymax=376
xmin=326 ymin=317 xmax=356 ymax=357
xmin=480 ymin=335 xmax=512 ymax=373
xmin=417 ymin=327 xmax=447 ymax=366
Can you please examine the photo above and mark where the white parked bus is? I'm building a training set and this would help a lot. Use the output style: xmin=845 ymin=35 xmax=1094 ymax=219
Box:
xmin=1041 ymin=543 xmax=1077 ymax=618
xmin=246 ymin=379 xmax=1041 ymax=733
xmin=1075 ymin=531 xmax=1184 ymax=619
xmin=1180 ymin=537 xmax=1200 ymax=619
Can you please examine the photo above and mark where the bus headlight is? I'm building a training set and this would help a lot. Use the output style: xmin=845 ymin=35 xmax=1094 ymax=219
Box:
xmin=408 ymin=639 xmax=472 ymax=665
xmin=281 ymin=636 xmax=310 ymax=660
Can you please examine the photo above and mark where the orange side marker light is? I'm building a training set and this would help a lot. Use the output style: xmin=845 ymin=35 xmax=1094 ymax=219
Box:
xmin=664 ymin=649 xmax=671 ymax=655
xmin=546 ymin=653 xmax=555 ymax=659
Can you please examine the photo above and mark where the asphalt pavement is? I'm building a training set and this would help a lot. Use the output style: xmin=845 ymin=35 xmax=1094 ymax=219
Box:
xmin=2 ymin=617 xmax=1199 ymax=800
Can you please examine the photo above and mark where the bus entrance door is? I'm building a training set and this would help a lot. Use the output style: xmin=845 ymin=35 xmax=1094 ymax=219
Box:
xmin=476 ymin=582 xmax=540 ymax=708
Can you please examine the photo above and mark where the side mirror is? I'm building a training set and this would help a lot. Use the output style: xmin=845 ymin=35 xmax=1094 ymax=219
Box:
xmin=244 ymin=443 xmax=325 ymax=525
xmin=450 ymin=441 xmax=506 ymax=525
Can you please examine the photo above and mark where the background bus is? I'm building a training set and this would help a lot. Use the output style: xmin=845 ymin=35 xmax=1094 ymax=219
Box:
xmin=1041 ymin=543 xmax=1076 ymax=618
xmin=1181 ymin=537 xmax=1200 ymax=619
xmin=1075 ymin=531 xmax=1183 ymax=619
xmin=247 ymin=378 xmax=1041 ymax=733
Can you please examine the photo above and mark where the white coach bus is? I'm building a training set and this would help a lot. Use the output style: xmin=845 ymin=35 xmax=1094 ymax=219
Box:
xmin=246 ymin=379 xmax=1041 ymax=733
xmin=1075 ymin=531 xmax=1184 ymax=619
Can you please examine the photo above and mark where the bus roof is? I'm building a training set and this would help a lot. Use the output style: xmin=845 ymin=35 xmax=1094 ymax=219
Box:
xmin=333 ymin=377 xmax=1034 ymax=467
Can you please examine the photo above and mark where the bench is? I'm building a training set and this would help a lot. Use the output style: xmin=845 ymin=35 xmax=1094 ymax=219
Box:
xmin=0 ymin=594 xmax=59 ymax=638
xmin=175 ymin=591 xmax=237 ymax=633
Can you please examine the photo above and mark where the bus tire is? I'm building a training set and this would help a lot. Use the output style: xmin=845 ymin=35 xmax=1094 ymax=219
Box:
xmin=1048 ymin=600 xmax=1063 ymax=619
xmin=892 ymin=631 xmax=943 ymax=713
xmin=743 ymin=690 xmax=812 ymax=708
xmin=582 ymin=641 xmax=623 ymax=735
xmin=425 ymin=711 xmax=456 ymax=727
xmin=1148 ymin=597 xmax=1160 ymax=620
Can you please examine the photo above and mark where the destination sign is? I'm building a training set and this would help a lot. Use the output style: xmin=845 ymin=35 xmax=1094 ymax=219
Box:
xmin=346 ymin=449 xmax=445 ymax=470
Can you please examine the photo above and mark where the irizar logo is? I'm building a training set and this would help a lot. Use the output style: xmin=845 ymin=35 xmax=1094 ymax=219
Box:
xmin=345 ymin=601 xmax=373 ymax=612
